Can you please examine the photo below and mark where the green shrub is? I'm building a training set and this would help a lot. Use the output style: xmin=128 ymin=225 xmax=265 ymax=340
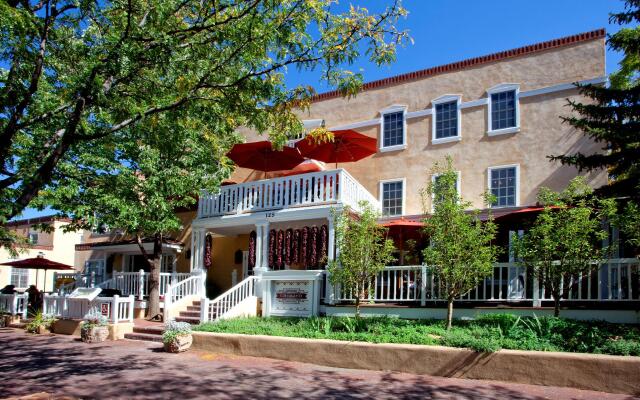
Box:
xmin=25 ymin=312 xmax=56 ymax=333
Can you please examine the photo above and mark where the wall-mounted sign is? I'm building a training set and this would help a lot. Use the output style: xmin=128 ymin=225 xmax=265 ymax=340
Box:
xmin=261 ymin=270 xmax=323 ymax=318
xmin=100 ymin=303 xmax=110 ymax=316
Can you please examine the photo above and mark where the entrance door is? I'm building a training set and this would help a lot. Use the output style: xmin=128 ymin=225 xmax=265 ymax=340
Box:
xmin=85 ymin=260 xmax=106 ymax=284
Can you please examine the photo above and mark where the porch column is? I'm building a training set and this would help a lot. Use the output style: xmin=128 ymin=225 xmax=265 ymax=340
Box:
xmin=190 ymin=228 xmax=206 ymax=271
xmin=258 ymin=222 xmax=270 ymax=270
xmin=325 ymin=217 xmax=336 ymax=304
xmin=253 ymin=222 xmax=269 ymax=299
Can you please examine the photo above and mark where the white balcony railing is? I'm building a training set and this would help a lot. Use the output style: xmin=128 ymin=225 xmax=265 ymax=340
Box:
xmin=198 ymin=169 xmax=379 ymax=218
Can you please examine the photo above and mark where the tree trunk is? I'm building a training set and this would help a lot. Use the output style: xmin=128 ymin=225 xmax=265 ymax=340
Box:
xmin=446 ymin=297 xmax=454 ymax=330
xmin=553 ymin=295 xmax=561 ymax=317
xmin=146 ymin=233 xmax=162 ymax=320
xmin=355 ymin=293 xmax=361 ymax=319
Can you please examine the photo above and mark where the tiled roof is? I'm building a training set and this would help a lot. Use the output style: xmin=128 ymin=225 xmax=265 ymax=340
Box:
xmin=311 ymin=28 xmax=605 ymax=103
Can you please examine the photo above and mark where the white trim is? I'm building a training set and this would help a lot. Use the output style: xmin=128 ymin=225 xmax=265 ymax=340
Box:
xmin=302 ymin=119 xmax=324 ymax=130
xmin=327 ymin=76 xmax=606 ymax=131
xmin=431 ymin=95 xmax=462 ymax=145
xmin=379 ymin=105 xmax=408 ymax=151
xmin=487 ymin=164 xmax=520 ymax=208
xmin=487 ymin=83 xmax=520 ymax=136
xmin=430 ymin=171 xmax=461 ymax=213
xmin=379 ymin=178 xmax=406 ymax=217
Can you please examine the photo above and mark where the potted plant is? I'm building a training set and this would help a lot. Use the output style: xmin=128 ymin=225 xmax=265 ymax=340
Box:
xmin=81 ymin=312 xmax=109 ymax=343
xmin=25 ymin=312 xmax=56 ymax=334
xmin=163 ymin=321 xmax=193 ymax=353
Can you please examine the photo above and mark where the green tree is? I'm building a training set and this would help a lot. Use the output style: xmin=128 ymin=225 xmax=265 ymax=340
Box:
xmin=0 ymin=0 xmax=409 ymax=236
xmin=421 ymin=157 xmax=499 ymax=330
xmin=550 ymin=1 xmax=640 ymax=197
xmin=513 ymin=177 xmax=616 ymax=317
xmin=328 ymin=201 xmax=395 ymax=318
xmin=422 ymin=157 xmax=499 ymax=329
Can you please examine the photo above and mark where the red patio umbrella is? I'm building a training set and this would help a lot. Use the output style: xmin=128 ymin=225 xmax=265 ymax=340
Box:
xmin=0 ymin=254 xmax=75 ymax=293
xmin=295 ymin=129 xmax=377 ymax=168
xmin=226 ymin=141 xmax=305 ymax=176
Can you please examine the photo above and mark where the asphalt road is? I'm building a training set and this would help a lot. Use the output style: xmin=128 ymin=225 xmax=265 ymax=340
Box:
xmin=0 ymin=328 xmax=636 ymax=400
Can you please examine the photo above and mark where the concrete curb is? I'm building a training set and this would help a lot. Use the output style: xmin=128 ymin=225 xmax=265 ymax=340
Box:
xmin=192 ymin=332 xmax=640 ymax=395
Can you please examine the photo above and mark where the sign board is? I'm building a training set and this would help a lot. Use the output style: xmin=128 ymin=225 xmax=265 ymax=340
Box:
xmin=100 ymin=303 xmax=110 ymax=316
xmin=68 ymin=287 xmax=102 ymax=301
xmin=270 ymin=280 xmax=312 ymax=317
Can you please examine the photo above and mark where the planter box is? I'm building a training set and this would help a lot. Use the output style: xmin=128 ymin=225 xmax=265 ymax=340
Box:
xmin=164 ymin=334 xmax=193 ymax=353
xmin=192 ymin=332 xmax=640 ymax=395
xmin=81 ymin=326 xmax=109 ymax=343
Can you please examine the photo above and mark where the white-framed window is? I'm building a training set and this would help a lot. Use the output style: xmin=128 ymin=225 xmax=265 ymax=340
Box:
xmin=432 ymin=95 xmax=462 ymax=144
xmin=27 ymin=232 xmax=38 ymax=245
xmin=487 ymin=83 xmax=520 ymax=135
xmin=431 ymin=171 xmax=461 ymax=212
xmin=10 ymin=268 xmax=29 ymax=288
xmin=379 ymin=178 xmax=405 ymax=216
xmin=488 ymin=164 xmax=520 ymax=208
xmin=379 ymin=105 xmax=407 ymax=152
xmin=85 ymin=259 xmax=106 ymax=282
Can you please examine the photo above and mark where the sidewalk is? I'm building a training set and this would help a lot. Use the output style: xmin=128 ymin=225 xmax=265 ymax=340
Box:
xmin=0 ymin=328 xmax=634 ymax=400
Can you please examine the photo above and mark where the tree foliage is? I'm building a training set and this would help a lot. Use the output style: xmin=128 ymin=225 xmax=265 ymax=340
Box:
xmin=0 ymin=0 xmax=409 ymax=228
xmin=421 ymin=157 xmax=499 ymax=330
xmin=550 ymin=0 xmax=640 ymax=197
xmin=328 ymin=201 xmax=395 ymax=318
xmin=513 ymin=177 xmax=616 ymax=317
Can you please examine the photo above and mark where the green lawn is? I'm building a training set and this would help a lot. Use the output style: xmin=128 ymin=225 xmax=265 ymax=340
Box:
xmin=194 ymin=314 xmax=640 ymax=355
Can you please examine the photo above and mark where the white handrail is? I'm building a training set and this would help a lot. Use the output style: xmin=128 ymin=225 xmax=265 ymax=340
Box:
xmin=164 ymin=270 xmax=205 ymax=313
xmin=200 ymin=276 xmax=256 ymax=323
xmin=42 ymin=294 xmax=134 ymax=323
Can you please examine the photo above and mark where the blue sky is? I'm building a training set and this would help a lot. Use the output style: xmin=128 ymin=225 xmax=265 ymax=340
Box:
xmin=16 ymin=0 xmax=631 ymax=220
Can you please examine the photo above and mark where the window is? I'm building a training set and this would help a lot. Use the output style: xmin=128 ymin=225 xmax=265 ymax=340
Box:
xmin=10 ymin=268 xmax=29 ymax=288
xmin=487 ymin=84 xmax=520 ymax=135
xmin=431 ymin=172 xmax=461 ymax=211
xmin=380 ymin=179 xmax=404 ymax=216
xmin=488 ymin=165 xmax=519 ymax=208
xmin=27 ymin=232 xmax=38 ymax=245
xmin=380 ymin=105 xmax=407 ymax=151
xmin=431 ymin=95 xmax=461 ymax=144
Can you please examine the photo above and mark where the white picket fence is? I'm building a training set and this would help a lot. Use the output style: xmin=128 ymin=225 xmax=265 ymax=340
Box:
xmin=200 ymin=276 xmax=256 ymax=323
xmin=334 ymin=258 xmax=640 ymax=304
xmin=0 ymin=293 xmax=28 ymax=318
xmin=197 ymin=169 xmax=380 ymax=218
xmin=43 ymin=294 xmax=135 ymax=323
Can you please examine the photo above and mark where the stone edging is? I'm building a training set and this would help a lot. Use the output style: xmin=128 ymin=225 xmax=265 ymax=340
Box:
xmin=192 ymin=332 xmax=640 ymax=395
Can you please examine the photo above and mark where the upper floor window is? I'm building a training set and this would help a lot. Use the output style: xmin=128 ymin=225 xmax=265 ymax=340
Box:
xmin=432 ymin=95 xmax=461 ymax=144
xmin=487 ymin=84 xmax=520 ymax=135
xmin=380 ymin=179 xmax=405 ymax=216
xmin=27 ymin=232 xmax=38 ymax=245
xmin=488 ymin=165 xmax=519 ymax=208
xmin=380 ymin=105 xmax=407 ymax=151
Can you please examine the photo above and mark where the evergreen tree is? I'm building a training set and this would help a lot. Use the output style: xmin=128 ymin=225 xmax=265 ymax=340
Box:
xmin=550 ymin=1 xmax=640 ymax=197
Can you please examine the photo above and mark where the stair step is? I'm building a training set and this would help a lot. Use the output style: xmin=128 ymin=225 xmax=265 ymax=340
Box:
xmin=124 ymin=332 xmax=163 ymax=342
xmin=132 ymin=326 xmax=164 ymax=335
xmin=186 ymin=306 xmax=201 ymax=312
xmin=174 ymin=316 xmax=200 ymax=324
xmin=179 ymin=311 xmax=200 ymax=318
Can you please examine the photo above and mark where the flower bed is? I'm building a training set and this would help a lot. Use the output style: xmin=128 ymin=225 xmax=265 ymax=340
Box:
xmin=194 ymin=314 xmax=640 ymax=355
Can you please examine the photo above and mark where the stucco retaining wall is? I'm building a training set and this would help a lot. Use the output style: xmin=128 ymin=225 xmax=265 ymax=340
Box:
xmin=192 ymin=332 xmax=640 ymax=395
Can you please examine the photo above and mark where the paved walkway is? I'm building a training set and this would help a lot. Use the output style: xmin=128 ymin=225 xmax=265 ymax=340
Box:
xmin=0 ymin=328 xmax=636 ymax=400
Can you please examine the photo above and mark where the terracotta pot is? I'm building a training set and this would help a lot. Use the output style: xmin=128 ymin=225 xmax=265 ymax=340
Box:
xmin=81 ymin=325 xmax=109 ymax=343
xmin=164 ymin=334 xmax=193 ymax=353
xmin=36 ymin=325 xmax=51 ymax=335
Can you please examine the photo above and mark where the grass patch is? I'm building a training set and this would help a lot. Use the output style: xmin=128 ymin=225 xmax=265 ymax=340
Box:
xmin=194 ymin=314 xmax=640 ymax=355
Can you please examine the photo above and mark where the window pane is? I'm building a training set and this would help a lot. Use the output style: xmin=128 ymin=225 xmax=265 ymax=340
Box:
xmin=491 ymin=90 xmax=516 ymax=130
xmin=383 ymin=112 xmax=404 ymax=147
xmin=382 ymin=181 xmax=403 ymax=216
xmin=490 ymin=167 xmax=517 ymax=207
xmin=10 ymin=268 xmax=29 ymax=288
xmin=435 ymin=101 xmax=458 ymax=139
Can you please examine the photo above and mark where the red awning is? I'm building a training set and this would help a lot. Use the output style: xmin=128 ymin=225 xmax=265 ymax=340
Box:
xmin=226 ymin=141 xmax=305 ymax=172
xmin=296 ymin=129 xmax=376 ymax=167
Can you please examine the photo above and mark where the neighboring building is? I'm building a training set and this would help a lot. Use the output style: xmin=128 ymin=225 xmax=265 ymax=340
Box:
xmin=0 ymin=216 xmax=85 ymax=292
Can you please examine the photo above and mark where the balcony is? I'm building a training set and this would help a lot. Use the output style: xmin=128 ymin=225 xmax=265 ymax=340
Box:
xmin=197 ymin=169 xmax=379 ymax=218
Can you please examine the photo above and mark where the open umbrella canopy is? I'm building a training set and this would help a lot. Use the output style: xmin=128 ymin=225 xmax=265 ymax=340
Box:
xmin=0 ymin=256 xmax=75 ymax=270
xmin=295 ymin=129 xmax=377 ymax=166
xmin=226 ymin=141 xmax=305 ymax=172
